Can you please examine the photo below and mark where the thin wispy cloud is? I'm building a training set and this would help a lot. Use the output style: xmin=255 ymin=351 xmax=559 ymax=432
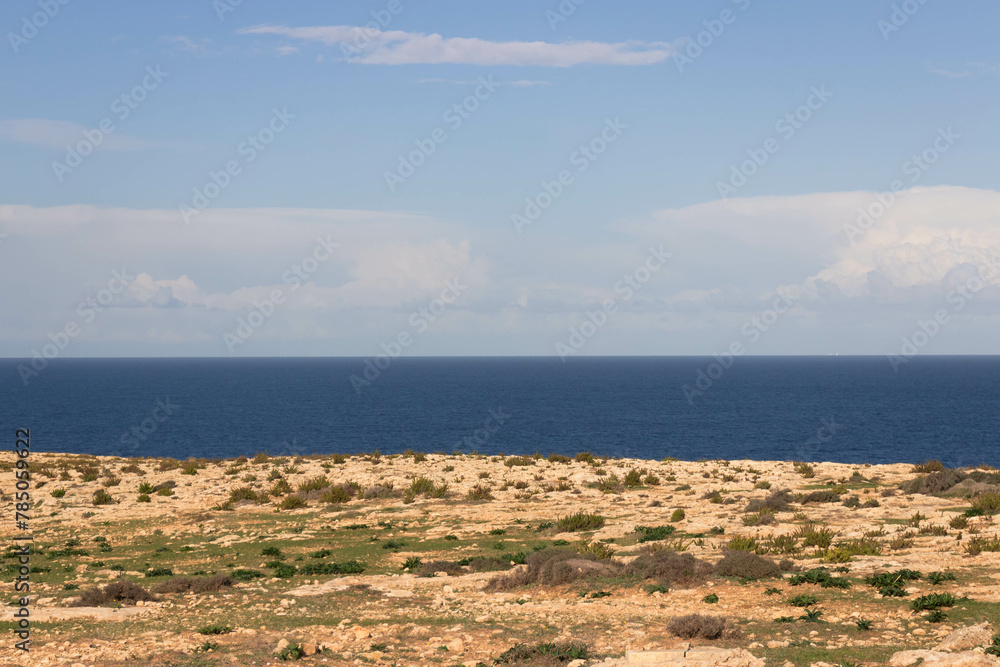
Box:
xmin=0 ymin=119 xmax=157 ymax=151
xmin=237 ymin=25 xmax=674 ymax=67
xmin=417 ymin=78 xmax=551 ymax=87
xmin=930 ymin=62 xmax=999 ymax=78
xmin=930 ymin=68 xmax=973 ymax=79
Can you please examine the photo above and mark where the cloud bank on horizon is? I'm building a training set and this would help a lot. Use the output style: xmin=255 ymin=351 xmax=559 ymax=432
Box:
xmin=2 ymin=186 xmax=999 ymax=357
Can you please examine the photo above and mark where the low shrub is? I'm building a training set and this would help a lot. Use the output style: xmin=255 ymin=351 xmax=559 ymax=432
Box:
xmin=623 ymin=550 xmax=713 ymax=588
xmin=899 ymin=468 xmax=965 ymax=495
xmin=761 ymin=534 xmax=799 ymax=555
xmin=72 ymin=579 xmax=156 ymax=607
xmin=799 ymin=490 xmax=841 ymax=504
xmin=197 ymin=624 xmax=232 ymax=635
xmin=145 ymin=567 xmax=173 ymax=578
xmin=794 ymin=524 xmax=836 ymax=549
xmin=484 ymin=548 xmax=618 ymax=591
xmin=575 ymin=540 xmax=615 ymax=560
xmin=92 ymin=490 xmax=115 ymax=506
xmin=297 ymin=476 xmax=330 ymax=492
xmin=911 ymin=593 xmax=957 ymax=612
xmin=635 ymin=525 xmax=675 ymax=542
xmin=670 ymin=509 xmax=685 ymax=522
xmin=153 ymin=574 xmax=233 ymax=594
xmin=556 ymin=513 xmax=605 ymax=532
xmin=466 ymin=484 xmax=494 ymax=501
xmin=492 ymin=642 xmax=589 ymax=665
xmin=227 ymin=486 xmax=258 ymax=504
xmin=504 ymin=456 xmax=534 ymax=468
xmin=788 ymin=593 xmax=818 ymax=607
xmin=280 ymin=495 xmax=308 ymax=509
xmin=965 ymin=536 xmax=1000 ymax=555
xmin=666 ymin=614 xmax=740 ymax=640
xmin=726 ymin=536 xmax=758 ymax=552
xmin=972 ymin=492 xmax=1000 ymax=515
xmin=745 ymin=489 xmax=794 ymax=514
xmin=789 ymin=568 xmax=851 ymax=589
xmin=742 ymin=509 xmax=776 ymax=526
xmin=299 ymin=560 xmax=365 ymax=576
xmin=912 ymin=459 xmax=945 ymax=473
xmin=714 ymin=549 xmax=782 ymax=579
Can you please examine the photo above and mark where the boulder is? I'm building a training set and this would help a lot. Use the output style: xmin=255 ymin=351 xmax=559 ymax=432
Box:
xmin=935 ymin=623 xmax=994 ymax=652
xmin=890 ymin=650 xmax=1000 ymax=666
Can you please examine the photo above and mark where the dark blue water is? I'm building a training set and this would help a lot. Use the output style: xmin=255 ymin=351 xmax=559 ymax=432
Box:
xmin=2 ymin=357 xmax=997 ymax=467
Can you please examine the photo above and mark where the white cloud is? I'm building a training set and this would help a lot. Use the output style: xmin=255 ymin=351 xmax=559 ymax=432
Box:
xmin=627 ymin=185 xmax=1000 ymax=309
xmin=237 ymin=25 xmax=674 ymax=66
xmin=2 ymin=190 xmax=1000 ymax=355
xmin=0 ymin=119 xmax=157 ymax=151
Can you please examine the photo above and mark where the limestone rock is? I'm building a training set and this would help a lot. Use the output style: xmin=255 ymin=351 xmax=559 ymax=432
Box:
xmin=935 ymin=623 xmax=994 ymax=652
xmin=889 ymin=650 xmax=1000 ymax=666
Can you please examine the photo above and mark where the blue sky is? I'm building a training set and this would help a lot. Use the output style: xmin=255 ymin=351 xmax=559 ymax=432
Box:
xmin=2 ymin=0 xmax=999 ymax=359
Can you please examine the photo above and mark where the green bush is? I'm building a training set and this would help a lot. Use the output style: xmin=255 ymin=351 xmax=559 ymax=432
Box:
xmin=788 ymin=593 xmax=818 ymax=607
xmin=297 ymin=476 xmax=330 ymax=492
xmin=911 ymin=593 xmax=957 ymax=612
xmin=912 ymin=459 xmax=945 ymax=473
xmin=635 ymin=525 xmax=675 ymax=542
xmin=280 ymin=496 xmax=308 ymax=509
xmin=972 ymin=492 xmax=1000 ymax=515
xmin=227 ymin=486 xmax=256 ymax=503
xmin=299 ymin=561 xmax=364 ymax=576
xmin=145 ymin=567 xmax=173 ymax=578
xmin=197 ymin=624 xmax=232 ymax=635
xmin=670 ymin=509 xmax=685 ymax=522
xmin=794 ymin=524 xmax=836 ymax=549
xmin=271 ymin=563 xmax=297 ymax=578
xmin=230 ymin=569 xmax=264 ymax=582
xmin=50 ymin=488 xmax=66 ymax=498
xmin=726 ymin=536 xmax=757 ymax=552
xmin=92 ymin=490 xmax=115 ymax=506
xmin=789 ymin=568 xmax=851 ymax=589
xmin=504 ymin=456 xmax=534 ymax=467
xmin=556 ymin=513 xmax=605 ymax=532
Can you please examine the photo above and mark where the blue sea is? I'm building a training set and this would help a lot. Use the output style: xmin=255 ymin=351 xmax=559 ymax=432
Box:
xmin=2 ymin=357 xmax=997 ymax=467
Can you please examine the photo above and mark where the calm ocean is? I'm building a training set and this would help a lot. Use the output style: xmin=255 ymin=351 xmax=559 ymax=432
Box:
xmin=2 ymin=357 xmax=997 ymax=466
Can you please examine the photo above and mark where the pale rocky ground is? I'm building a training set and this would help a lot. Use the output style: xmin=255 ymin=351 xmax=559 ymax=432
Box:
xmin=2 ymin=451 xmax=1000 ymax=666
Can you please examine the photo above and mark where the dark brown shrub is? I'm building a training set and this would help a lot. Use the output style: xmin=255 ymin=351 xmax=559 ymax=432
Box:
xmin=416 ymin=561 xmax=466 ymax=577
xmin=667 ymin=614 xmax=741 ymax=640
xmin=484 ymin=548 xmax=618 ymax=591
xmin=799 ymin=490 xmax=841 ymax=504
xmin=745 ymin=489 xmax=794 ymax=514
xmin=714 ymin=549 xmax=781 ymax=579
xmin=899 ymin=469 xmax=965 ymax=495
xmin=623 ymin=551 xmax=713 ymax=588
xmin=152 ymin=574 xmax=233 ymax=594
xmin=73 ymin=578 xmax=156 ymax=607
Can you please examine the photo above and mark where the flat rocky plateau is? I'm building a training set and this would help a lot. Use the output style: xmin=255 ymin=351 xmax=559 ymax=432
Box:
xmin=3 ymin=451 xmax=1000 ymax=667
